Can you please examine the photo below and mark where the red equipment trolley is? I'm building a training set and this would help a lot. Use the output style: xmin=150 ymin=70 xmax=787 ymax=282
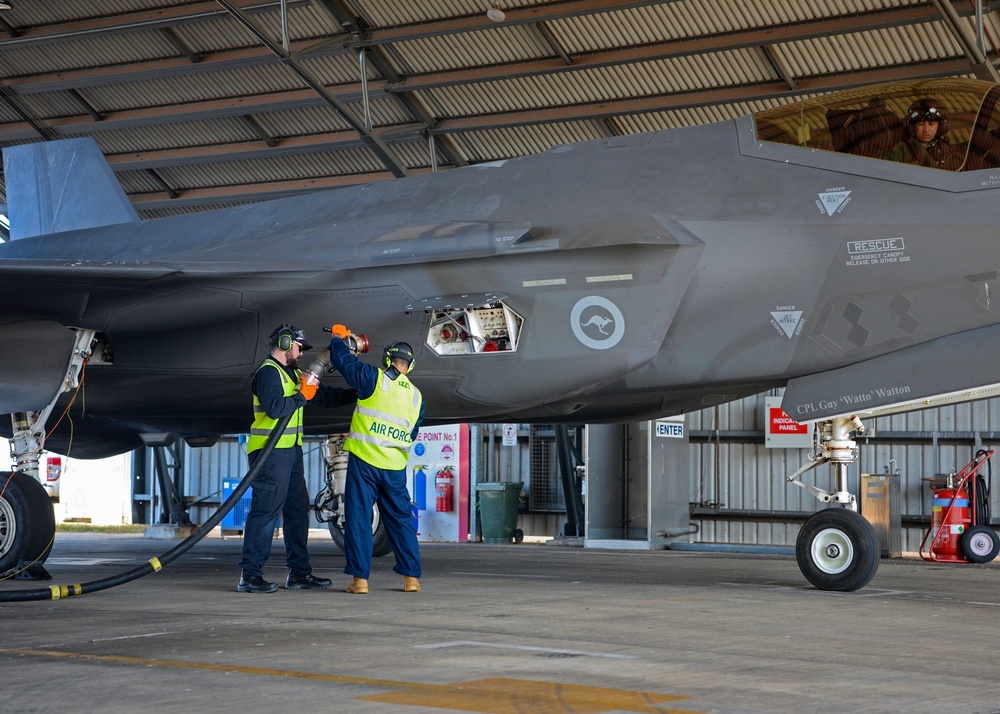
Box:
xmin=919 ymin=449 xmax=1000 ymax=564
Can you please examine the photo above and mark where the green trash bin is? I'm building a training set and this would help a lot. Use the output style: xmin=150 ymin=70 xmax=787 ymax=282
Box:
xmin=476 ymin=482 xmax=522 ymax=544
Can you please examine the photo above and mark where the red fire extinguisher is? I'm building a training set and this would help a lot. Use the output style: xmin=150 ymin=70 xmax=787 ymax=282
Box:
xmin=435 ymin=466 xmax=454 ymax=513
xmin=929 ymin=486 xmax=972 ymax=562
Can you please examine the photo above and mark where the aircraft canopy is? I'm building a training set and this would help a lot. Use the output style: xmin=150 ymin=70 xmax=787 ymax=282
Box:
xmin=754 ymin=78 xmax=1000 ymax=172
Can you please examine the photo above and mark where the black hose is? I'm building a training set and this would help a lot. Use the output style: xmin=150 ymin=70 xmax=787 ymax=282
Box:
xmin=974 ymin=449 xmax=992 ymax=526
xmin=0 ymin=413 xmax=292 ymax=602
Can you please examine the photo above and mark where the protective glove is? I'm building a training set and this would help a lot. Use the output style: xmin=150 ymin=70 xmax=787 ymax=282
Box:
xmin=298 ymin=374 xmax=318 ymax=401
xmin=330 ymin=324 xmax=352 ymax=339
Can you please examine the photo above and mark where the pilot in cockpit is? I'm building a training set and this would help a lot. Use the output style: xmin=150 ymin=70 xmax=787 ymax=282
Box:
xmin=883 ymin=99 xmax=964 ymax=170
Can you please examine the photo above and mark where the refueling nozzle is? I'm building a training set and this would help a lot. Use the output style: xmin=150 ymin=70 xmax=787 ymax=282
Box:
xmin=343 ymin=333 xmax=369 ymax=355
xmin=301 ymin=332 xmax=369 ymax=387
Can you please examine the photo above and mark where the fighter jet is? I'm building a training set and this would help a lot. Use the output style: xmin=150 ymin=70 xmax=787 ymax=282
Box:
xmin=4 ymin=77 xmax=1000 ymax=592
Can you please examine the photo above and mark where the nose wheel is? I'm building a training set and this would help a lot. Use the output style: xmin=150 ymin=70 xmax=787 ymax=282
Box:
xmin=796 ymin=508 xmax=880 ymax=591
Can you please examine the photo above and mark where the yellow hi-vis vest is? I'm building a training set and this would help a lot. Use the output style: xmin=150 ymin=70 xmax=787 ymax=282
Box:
xmin=247 ymin=358 xmax=303 ymax=453
xmin=344 ymin=369 xmax=422 ymax=470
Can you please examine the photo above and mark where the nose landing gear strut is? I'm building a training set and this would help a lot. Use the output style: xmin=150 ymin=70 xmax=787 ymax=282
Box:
xmin=786 ymin=415 xmax=880 ymax=591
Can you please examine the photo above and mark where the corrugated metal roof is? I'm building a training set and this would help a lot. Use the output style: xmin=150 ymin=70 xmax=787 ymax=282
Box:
xmin=93 ymin=118 xmax=258 ymax=153
xmin=0 ymin=31 xmax=175 ymax=75
xmin=392 ymin=26 xmax=549 ymax=73
xmin=0 ymin=0 xmax=996 ymax=215
xmin=83 ymin=64 xmax=307 ymax=111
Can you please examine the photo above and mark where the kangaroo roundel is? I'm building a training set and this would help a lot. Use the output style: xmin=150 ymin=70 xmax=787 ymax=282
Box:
xmin=571 ymin=296 xmax=625 ymax=350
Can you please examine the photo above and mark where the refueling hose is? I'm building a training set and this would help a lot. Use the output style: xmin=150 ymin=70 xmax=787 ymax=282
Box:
xmin=0 ymin=413 xmax=292 ymax=602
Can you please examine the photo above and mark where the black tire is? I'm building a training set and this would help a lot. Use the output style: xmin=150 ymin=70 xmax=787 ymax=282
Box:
xmin=0 ymin=471 xmax=55 ymax=575
xmin=960 ymin=525 xmax=1000 ymax=564
xmin=327 ymin=501 xmax=392 ymax=558
xmin=796 ymin=508 xmax=880 ymax=592
xmin=15 ymin=471 xmax=55 ymax=564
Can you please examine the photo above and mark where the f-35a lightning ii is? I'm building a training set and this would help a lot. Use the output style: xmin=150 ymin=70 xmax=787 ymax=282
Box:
xmin=4 ymin=77 xmax=1000 ymax=592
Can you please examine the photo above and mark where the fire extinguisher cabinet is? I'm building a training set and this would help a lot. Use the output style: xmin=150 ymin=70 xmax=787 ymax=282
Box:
xmin=476 ymin=482 xmax=523 ymax=544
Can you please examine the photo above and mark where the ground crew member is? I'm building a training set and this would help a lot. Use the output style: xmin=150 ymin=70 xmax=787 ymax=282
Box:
xmin=237 ymin=324 xmax=357 ymax=594
xmin=327 ymin=325 xmax=424 ymax=594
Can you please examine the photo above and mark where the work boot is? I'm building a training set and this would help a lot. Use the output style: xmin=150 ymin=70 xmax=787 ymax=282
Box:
xmin=285 ymin=572 xmax=333 ymax=590
xmin=403 ymin=576 xmax=420 ymax=593
xmin=237 ymin=572 xmax=277 ymax=594
xmin=345 ymin=577 xmax=369 ymax=594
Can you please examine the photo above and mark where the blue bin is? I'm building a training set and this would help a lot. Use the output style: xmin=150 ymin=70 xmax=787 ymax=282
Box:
xmin=221 ymin=479 xmax=253 ymax=533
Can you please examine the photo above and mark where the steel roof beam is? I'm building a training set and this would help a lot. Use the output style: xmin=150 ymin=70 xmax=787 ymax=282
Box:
xmin=0 ymin=89 xmax=338 ymax=141
xmin=431 ymin=60 xmax=977 ymax=134
xmin=213 ymin=0 xmax=409 ymax=176
xmin=0 ymin=0 xmax=305 ymax=48
xmin=109 ymin=133 xmax=353 ymax=171
xmin=0 ymin=0 xmax=658 ymax=50
xmin=761 ymin=45 xmax=797 ymax=91
xmin=0 ymin=56 xmax=975 ymax=146
xmin=3 ymin=5 xmax=969 ymax=96
xmin=929 ymin=0 xmax=1000 ymax=81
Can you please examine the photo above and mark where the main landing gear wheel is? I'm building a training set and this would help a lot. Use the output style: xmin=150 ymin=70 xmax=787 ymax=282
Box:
xmin=960 ymin=525 xmax=1000 ymax=564
xmin=327 ymin=501 xmax=392 ymax=558
xmin=796 ymin=508 xmax=880 ymax=592
xmin=0 ymin=471 xmax=55 ymax=579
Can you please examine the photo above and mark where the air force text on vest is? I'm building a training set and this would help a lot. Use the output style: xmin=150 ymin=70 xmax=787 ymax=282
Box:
xmin=369 ymin=421 xmax=413 ymax=443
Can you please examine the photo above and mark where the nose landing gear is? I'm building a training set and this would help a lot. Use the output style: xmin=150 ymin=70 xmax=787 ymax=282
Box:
xmin=795 ymin=508 xmax=880 ymax=591
xmin=786 ymin=415 xmax=880 ymax=591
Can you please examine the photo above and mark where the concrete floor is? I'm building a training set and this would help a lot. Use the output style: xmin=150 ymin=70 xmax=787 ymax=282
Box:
xmin=3 ymin=531 xmax=1000 ymax=714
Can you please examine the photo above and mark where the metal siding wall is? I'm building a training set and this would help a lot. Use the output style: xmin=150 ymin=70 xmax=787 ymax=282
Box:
xmin=175 ymin=437 xmax=329 ymax=527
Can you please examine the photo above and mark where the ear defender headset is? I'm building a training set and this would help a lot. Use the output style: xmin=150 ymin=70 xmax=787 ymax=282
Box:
xmin=272 ymin=324 xmax=296 ymax=352
xmin=383 ymin=341 xmax=415 ymax=373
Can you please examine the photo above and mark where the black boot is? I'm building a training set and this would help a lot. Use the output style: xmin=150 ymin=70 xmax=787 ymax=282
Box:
xmin=237 ymin=572 xmax=278 ymax=594
xmin=285 ymin=572 xmax=333 ymax=590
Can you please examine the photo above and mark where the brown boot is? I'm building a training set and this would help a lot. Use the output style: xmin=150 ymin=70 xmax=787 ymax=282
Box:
xmin=345 ymin=577 xmax=368 ymax=594
xmin=403 ymin=576 xmax=420 ymax=592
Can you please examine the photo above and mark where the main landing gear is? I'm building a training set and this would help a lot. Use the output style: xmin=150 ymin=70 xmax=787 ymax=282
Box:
xmin=786 ymin=415 xmax=881 ymax=592
xmin=313 ymin=435 xmax=391 ymax=558
xmin=3 ymin=328 xmax=95 ymax=580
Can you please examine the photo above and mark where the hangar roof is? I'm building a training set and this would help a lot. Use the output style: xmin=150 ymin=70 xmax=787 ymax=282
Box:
xmin=0 ymin=0 xmax=997 ymax=220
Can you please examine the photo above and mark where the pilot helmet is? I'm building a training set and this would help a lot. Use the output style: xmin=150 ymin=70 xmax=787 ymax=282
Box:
xmin=269 ymin=323 xmax=313 ymax=351
xmin=905 ymin=98 xmax=948 ymax=137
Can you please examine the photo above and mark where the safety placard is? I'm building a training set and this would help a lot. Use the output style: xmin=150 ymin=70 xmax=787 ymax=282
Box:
xmin=654 ymin=416 xmax=685 ymax=438
xmin=407 ymin=424 xmax=469 ymax=543
xmin=765 ymin=396 xmax=812 ymax=448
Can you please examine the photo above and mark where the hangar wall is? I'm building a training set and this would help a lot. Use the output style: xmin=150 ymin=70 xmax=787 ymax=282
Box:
xmin=135 ymin=437 xmax=328 ymax=530
xmin=146 ymin=428 xmax=565 ymax=540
